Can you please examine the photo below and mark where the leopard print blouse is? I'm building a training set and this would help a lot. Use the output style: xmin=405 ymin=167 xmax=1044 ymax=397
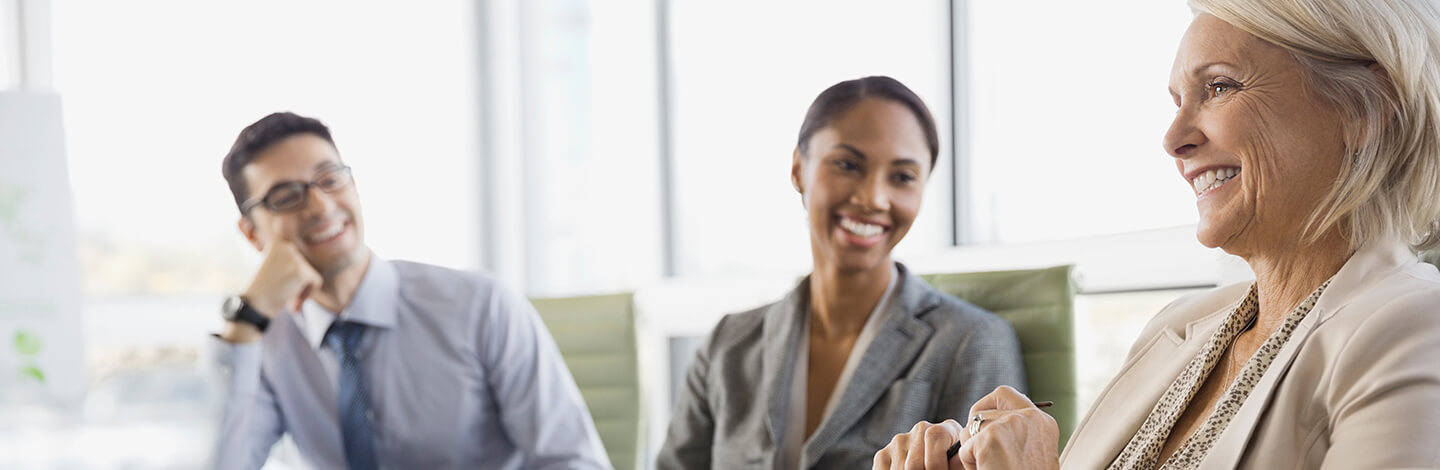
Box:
xmin=1107 ymin=279 xmax=1332 ymax=470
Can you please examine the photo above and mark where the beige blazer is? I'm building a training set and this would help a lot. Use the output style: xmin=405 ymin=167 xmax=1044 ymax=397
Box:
xmin=1062 ymin=240 xmax=1440 ymax=469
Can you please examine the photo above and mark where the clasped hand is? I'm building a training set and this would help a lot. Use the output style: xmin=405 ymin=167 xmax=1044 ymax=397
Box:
xmin=872 ymin=386 xmax=1060 ymax=470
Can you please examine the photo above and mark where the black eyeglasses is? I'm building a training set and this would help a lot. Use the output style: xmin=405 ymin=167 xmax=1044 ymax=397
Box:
xmin=241 ymin=166 xmax=354 ymax=214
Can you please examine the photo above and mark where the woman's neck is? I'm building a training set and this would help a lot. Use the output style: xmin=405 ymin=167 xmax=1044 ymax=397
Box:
xmin=809 ymin=259 xmax=893 ymax=341
xmin=1245 ymin=232 xmax=1352 ymax=332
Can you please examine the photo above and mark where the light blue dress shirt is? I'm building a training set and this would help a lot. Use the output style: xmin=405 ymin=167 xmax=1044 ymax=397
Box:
xmin=210 ymin=254 xmax=612 ymax=470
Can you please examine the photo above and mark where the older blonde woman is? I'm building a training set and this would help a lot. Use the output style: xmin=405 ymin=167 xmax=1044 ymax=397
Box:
xmin=874 ymin=0 xmax=1440 ymax=468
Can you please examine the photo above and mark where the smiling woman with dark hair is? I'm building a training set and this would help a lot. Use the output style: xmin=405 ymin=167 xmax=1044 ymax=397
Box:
xmin=656 ymin=76 xmax=1026 ymax=470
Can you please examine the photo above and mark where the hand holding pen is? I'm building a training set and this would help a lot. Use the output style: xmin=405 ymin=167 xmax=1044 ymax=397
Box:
xmin=946 ymin=400 xmax=1053 ymax=459
xmin=873 ymin=386 xmax=1060 ymax=470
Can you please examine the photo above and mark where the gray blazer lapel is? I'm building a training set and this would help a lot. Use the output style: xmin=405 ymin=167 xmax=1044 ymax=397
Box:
xmin=800 ymin=268 xmax=938 ymax=468
xmin=761 ymin=278 xmax=810 ymax=451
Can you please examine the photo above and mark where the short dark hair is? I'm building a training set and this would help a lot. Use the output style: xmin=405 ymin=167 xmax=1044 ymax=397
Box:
xmin=221 ymin=112 xmax=337 ymax=213
xmin=795 ymin=76 xmax=940 ymax=169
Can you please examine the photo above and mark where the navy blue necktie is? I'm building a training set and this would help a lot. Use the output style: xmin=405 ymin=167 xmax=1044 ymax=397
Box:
xmin=324 ymin=321 xmax=378 ymax=470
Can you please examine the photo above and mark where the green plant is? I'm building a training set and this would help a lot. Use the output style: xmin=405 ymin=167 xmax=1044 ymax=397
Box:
xmin=14 ymin=331 xmax=44 ymax=384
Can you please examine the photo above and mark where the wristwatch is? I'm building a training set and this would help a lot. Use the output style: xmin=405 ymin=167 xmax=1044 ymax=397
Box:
xmin=221 ymin=295 xmax=271 ymax=332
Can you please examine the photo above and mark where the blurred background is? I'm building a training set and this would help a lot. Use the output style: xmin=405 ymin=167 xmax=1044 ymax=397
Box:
xmin=0 ymin=0 xmax=1254 ymax=468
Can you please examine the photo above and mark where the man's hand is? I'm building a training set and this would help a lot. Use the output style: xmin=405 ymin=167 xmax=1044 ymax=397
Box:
xmin=220 ymin=240 xmax=321 ymax=343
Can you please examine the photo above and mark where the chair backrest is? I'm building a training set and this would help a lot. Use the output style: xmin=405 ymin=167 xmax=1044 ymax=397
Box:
xmin=530 ymin=293 xmax=644 ymax=470
xmin=1422 ymin=249 xmax=1440 ymax=270
xmin=920 ymin=265 xmax=1078 ymax=450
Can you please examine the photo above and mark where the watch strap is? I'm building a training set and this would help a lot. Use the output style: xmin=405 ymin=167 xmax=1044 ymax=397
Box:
xmin=232 ymin=297 xmax=271 ymax=332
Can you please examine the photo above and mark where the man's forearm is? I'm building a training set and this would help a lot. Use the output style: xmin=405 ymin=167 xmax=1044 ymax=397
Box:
xmin=218 ymin=321 xmax=264 ymax=343
xmin=208 ymin=335 xmax=280 ymax=470
xmin=219 ymin=321 xmax=263 ymax=344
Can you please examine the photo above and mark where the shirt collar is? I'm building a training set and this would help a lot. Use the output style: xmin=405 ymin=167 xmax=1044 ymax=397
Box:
xmin=342 ymin=253 xmax=399 ymax=329
xmin=292 ymin=253 xmax=400 ymax=350
xmin=297 ymin=301 xmax=337 ymax=351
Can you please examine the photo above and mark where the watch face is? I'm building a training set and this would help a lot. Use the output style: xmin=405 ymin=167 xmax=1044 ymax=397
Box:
xmin=222 ymin=296 xmax=243 ymax=320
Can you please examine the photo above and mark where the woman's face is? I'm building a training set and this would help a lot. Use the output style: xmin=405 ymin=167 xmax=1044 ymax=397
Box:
xmin=792 ymin=97 xmax=932 ymax=274
xmin=1166 ymin=14 xmax=1348 ymax=257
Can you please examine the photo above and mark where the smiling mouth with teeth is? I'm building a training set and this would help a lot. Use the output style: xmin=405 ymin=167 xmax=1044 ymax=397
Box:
xmin=1192 ymin=167 xmax=1241 ymax=195
xmin=839 ymin=217 xmax=886 ymax=238
xmin=304 ymin=223 xmax=347 ymax=244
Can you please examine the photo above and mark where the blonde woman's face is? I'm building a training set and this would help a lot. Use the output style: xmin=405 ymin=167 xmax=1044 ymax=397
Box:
xmin=1165 ymin=14 xmax=1348 ymax=257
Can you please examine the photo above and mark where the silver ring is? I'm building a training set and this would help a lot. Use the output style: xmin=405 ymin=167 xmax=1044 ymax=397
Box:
xmin=969 ymin=413 xmax=985 ymax=435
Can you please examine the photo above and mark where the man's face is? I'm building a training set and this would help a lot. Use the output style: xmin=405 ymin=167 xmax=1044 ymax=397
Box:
xmin=238 ymin=134 xmax=366 ymax=277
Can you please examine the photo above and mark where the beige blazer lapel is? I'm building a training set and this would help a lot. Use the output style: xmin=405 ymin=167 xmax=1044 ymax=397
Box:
xmin=1061 ymin=303 xmax=1233 ymax=469
xmin=1199 ymin=306 xmax=1321 ymax=469
xmin=1200 ymin=239 xmax=1413 ymax=468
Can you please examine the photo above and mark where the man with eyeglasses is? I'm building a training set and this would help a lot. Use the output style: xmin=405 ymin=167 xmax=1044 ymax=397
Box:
xmin=210 ymin=112 xmax=611 ymax=470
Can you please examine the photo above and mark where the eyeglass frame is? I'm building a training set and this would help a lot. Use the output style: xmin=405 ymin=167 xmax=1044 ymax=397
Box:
xmin=240 ymin=165 xmax=355 ymax=214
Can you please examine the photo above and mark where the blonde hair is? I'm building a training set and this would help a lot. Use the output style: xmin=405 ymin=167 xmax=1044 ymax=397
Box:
xmin=1190 ymin=0 xmax=1440 ymax=252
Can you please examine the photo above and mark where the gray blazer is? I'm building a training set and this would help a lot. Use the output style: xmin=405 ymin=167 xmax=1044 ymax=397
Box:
xmin=657 ymin=263 xmax=1027 ymax=469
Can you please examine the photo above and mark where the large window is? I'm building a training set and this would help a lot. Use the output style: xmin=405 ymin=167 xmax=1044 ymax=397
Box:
xmin=17 ymin=1 xmax=482 ymax=466
xmin=507 ymin=0 xmax=666 ymax=296
xmin=53 ymin=0 xmax=482 ymax=288
xmin=965 ymin=0 xmax=1198 ymax=243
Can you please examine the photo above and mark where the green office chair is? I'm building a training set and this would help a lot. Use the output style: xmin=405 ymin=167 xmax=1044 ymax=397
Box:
xmin=920 ymin=265 xmax=1078 ymax=451
xmin=1422 ymin=249 xmax=1440 ymax=269
xmin=530 ymin=293 xmax=644 ymax=470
